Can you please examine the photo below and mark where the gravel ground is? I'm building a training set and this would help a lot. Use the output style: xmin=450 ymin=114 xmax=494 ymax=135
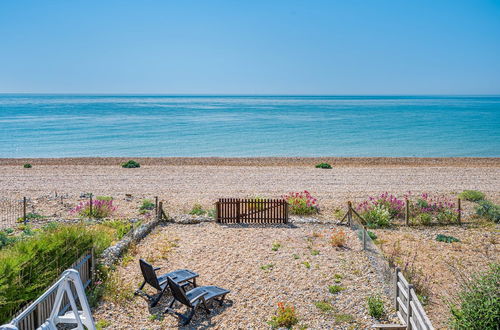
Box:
xmin=93 ymin=222 xmax=398 ymax=329
xmin=373 ymin=223 xmax=500 ymax=329
xmin=0 ymin=163 xmax=499 ymax=222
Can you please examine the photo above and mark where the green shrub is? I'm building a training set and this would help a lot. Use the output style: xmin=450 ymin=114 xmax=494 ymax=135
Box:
xmin=207 ymin=208 xmax=216 ymax=218
xmin=96 ymin=196 xmax=113 ymax=201
xmin=17 ymin=212 xmax=45 ymax=223
xmin=475 ymin=200 xmax=500 ymax=223
xmin=121 ymin=160 xmax=140 ymax=168
xmin=139 ymin=199 xmax=155 ymax=211
xmin=367 ymin=295 xmax=385 ymax=319
xmin=364 ymin=205 xmax=391 ymax=228
xmin=418 ymin=213 xmax=432 ymax=226
xmin=189 ymin=203 xmax=206 ymax=216
xmin=315 ymin=163 xmax=332 ymax=169
xmin=314 ymin=301 xmax=334 ymax=312
xmin=0 ymin=230 xmax=16 ymax=249
xmin=367 ymin=231 xmax=377 ymax=240
xmin=450 ymin=263 xmax=499 ymax=329
xmin=100 ymin=219 xmax=133 ymax=240
xmin=329 ymin=285 xmax=345 ymax=294
xmin=269 ymin=303 xmax=299 ymax=329
xmin=23 ymin=163 xmax=32 ymax=168
xmin=436 ymin=234 xmax=460 ymax=243
xmin=436 ymin=210 xmax=459 ymax=224
xmin=459 ymin=190 xmax=485 ymax=202
xmin=0 ymin=224 xmax=115 ymax=323
xmin=272 ymin=242 xmax=281 ymax=251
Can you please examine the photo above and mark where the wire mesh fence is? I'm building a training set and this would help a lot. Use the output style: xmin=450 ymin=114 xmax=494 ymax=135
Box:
xmin=0 ymin=197 xmax=25 ymax=230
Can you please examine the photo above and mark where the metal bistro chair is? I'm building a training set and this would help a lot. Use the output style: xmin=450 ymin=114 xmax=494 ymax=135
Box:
xmin=135 ymin=259 xmax=199 ymax=307
xmin=165 ymin=276 xmax=230 ymax=325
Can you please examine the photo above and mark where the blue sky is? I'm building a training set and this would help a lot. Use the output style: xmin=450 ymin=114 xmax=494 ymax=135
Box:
xmin=0 ymin=0 xmax=499 ymax=94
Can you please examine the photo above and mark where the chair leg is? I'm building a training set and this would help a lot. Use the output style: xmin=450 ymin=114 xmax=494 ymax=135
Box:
xmin=181 ymin=307 xmax=196 ymax=326
xmin=201 ymin=299 xmax=210 ymax=314
xmin=151 ymin=287 xmax=167 ymax=307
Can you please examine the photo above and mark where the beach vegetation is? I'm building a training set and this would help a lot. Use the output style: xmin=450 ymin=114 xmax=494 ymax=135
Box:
xmin=282 ymin=190 xmax=319 ymax=215
xmin=436 ymin=234 xmax=460 ymax=243
xmin=272 ymin=242 xmax=281 ymax=251
xmin=458 ymin=190 xmax=485 ymax=202
xmin=72 ymin=199 xmax=116 ymax=219
xmin=334 ymin=313 xmax=354 ymax=323
xmin=268 ymin=302 xmax=299 ymax=329
xmin=16 ymin=212 xmax=45 ymax=223
xmin=367 ymin=295 xmax=385 ymax=319
xmin=475 ymin=200 xmax=500 ymax=223
xmin=189 ymin=203 xmax=206 ymax=216
xmin=314 ymin=300 xmax=334 ymax=312
xmin=311 ymin=249 xmax=320 ymax=256
xmin=121 ymin=160 xmax=140 ymax=168
xmin=96 ymin=196 xmax=113 ymax=201
xmin=0 ymin=224 xmax=118 ymax=323
xmin=261 ymin=263 xmax=274 ymax=271
xmin=330 ymin=228 xmax=346 ymax=247
xmin=302 ymin=261 xmax=311 ymax=269
xmin=449 ymin=263 xmax=499 ymax=330
xmin=328 ymin=285 xmax=345 ymax=294
xmin=292 ymin=253 xmax=300 ymax=259
xmin=139 ymin=199 xmax=155 ymax=213
xmin=207 ymin=208 xmax=216 ymax=218
xmin=315 ymin=162 xmax=332 ymax=169
xmin=367 ymin=230 xmax=377 ymax=240
xmin=95 ymin=319 xmax=111 ymax=329
xmin=364 ymin=205 xmax=391 ymax=228
xmin=23 ymin=163 xmax=32 ymax=168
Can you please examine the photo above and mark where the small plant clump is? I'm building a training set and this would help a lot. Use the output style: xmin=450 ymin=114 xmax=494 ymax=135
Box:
xmin=272 ymin=242 xmax=281 ymax=251
xmin=314 ymin=300 xmax=334 ymax=312
xmin=450 ymin=263 xmax=499 ymax=330
xmin=302 ymin=261 xmax=311 ymax=269
xmin=189 ymin=203 xmax=206 ymax=216
xmin=367 ymin=231 xmax=377 ymax=240
xmin=23 ymin=163 xmax=32 ymax=168
xmin=268 ymin=302 xmax=299 ymax=329
xmin=71 ymin=199 xmax=117 ymax=219
xmin=261 ymin=264 xmax=274 ymax=271
xmin=329 ymin=285 xmax=345 ymax=294
xmin=436 ymin=234 xmax=460 ymax=243
xmin=475 ymin=200 xmax=500 ymax=223
xmin=330 ymin=228 xmax=347 ymax=247
xmin=364 ymin=205 xmax=391 ymax=228
xmin=315 ymin=162 xmax=332 ymax=169
xmin=282 ymin=190 xmax=319 ymax=215
xmin=367 ymin=295 xmax=385 ymax=319
xmin=17 ymin=212 xmax=45 ymax=223
xmin=458 ymin=190 xmax=485 ymax=202
xmin=121 ymin=160 xmax=140 ymax=168
xmin=139 ymin=199 xmax=155 ymax=213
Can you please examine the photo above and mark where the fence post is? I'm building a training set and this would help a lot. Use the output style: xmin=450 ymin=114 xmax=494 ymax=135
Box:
xmin=236 ymin=199 xmax=240 ymax=223
xmin=394 ymin=267 xmax=400 ymax=307
xmin=407 ymin=284 xmax=413 ymax=329
xmin=89 ymin=193 xmax=93 ymax=218
xmin=284 ymin=200 xmax=288 ymax=224
xmin=158 ymin=201 xmax=163 ymax=221
xmin=362 ymin=226 xmax=366 ymax=250
xmin=155 ymin=196 xmax=158 ymax=218
xmin=23 ymin=196 xmax=27 ymax=224
xmin=347 ymin=201 xmax=352 ymax=226
xmin=91 ymin=248 xmax=95 ymax=284
xmin=405 ymin=198 xmax=409 ymax=226
xmin=457 ymin=198 xmax=461 ymax=225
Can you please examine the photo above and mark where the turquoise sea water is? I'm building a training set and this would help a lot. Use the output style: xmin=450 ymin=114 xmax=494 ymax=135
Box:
xmin=0 ymin=95 xmax=499 ymax=157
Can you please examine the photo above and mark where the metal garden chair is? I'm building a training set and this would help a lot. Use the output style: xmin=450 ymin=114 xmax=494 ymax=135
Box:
xmin=135 ymin=259 xmax=199 ymax=307
xmin=164 ymin=276 xmax=230 ymax=325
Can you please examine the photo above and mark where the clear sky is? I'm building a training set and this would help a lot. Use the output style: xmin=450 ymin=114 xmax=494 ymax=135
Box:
xmin=1 ymin=0 xmax=499 ymax=94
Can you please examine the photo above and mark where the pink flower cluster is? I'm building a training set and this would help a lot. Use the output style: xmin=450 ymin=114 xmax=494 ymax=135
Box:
xmin=357 ymin=192 xmax=406 ymax=218
xmin=71 ymin=199 xmax=117 ymax=218
xmin=282 ymin=190 xmax=318 ymax=208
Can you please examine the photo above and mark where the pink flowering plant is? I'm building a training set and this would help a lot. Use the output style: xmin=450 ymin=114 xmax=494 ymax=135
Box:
xmin=71 ymin=200 xmax=117 ymax=219
xmin=282 ymin=190 xmax=319 ymax=215
xmin=357 ymin=192 xmax=406 ymax=219
xmin=408 ymin=192 xmax=458 ymax=224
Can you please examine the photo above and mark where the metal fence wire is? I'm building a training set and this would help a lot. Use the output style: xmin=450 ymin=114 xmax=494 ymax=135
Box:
xmin=0 ymin=197 xmax=24 ymax=230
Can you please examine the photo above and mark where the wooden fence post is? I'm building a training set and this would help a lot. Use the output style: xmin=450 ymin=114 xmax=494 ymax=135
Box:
xmin=362 ymin=226 xmax=366 ymax=250
xmin=89 ymin=193 xmax=93 ymax=218
xmin=407 ymin=284 xmax=414 ymax=329
xmin=405 ymin=198 xmax=409 ymax=226
xmin=347 ymin=201 xmax=352 ymax=226
xmin=236 ymin=199 xmax=241 ymax=223
xmin=457 ymin=198 xmax=461 ymax=225
xmin=158 ymin=201 xmax=163 ymax=221
xmin=91 ymin=248 xmax=95 ymax=284
xmin=155 ymin=196 xmax=158 ymax=218
xmin=23 ymin=196 xmax=27 ymax=224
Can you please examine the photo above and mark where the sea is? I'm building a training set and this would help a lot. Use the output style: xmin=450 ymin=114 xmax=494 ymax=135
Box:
xmin=0 ymin=95 xmax=499 ymax=158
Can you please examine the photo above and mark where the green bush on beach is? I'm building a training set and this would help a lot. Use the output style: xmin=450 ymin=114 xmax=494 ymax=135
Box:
xmin=121 ymin=160 xmax=140 ymax=168
xmin=23 ymin=163 xmax=32 ymax=168
xmin=458 ymin=190 xmax=485 ymax=202
xmin=315 ymin=163 xmax=332 ymax=169
xmin=450 ymin=263 xmax=499 ymax=329
xmin=0 ymin=223 xmax=119 ymax=323
xmin=475 ymin=200 xmax=500 ymax=223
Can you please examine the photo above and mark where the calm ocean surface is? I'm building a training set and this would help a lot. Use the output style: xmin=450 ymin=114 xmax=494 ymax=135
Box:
xmin=0 ymin=95 xmax=499 ymax=158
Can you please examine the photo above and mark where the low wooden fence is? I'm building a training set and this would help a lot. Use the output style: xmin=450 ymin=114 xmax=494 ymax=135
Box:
xmin=216 ymin=198 xmax=288 ymax=224
xmin=395 ymin=268 xmax=434 ymax=330
xmin=11 ymin=250 xmax=94 ymax=330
